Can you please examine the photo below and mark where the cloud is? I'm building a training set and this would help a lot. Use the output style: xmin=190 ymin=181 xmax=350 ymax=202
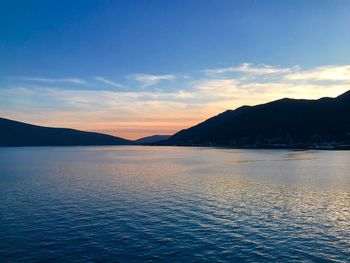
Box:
xmin=194 ymin=79 xmax=239 ymax=100
xmin=205 ymin=63 xmax=293 ymax=75
xmin=132 ymin=74 xmax=176 ymax=87
xmin=3 ymin=63 xmax=350 ymax=139
xmin=285 ymin=65 xmax=350 ymax=82
xmin=16 ymin=77 xmax=86 ymax=84
xmin=94 ymin=76 xmax=126 ymax=88
xmin=0 ymin=86 xmax=201 ymax=139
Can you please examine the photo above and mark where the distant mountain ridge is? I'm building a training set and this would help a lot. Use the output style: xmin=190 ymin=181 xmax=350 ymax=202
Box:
xmin=2 ymin=91 xmax=350 ymax=148
xmin=135 ymin=135 xmax=171 ymax=144
xmin=0 ymin=118 xmax=131 ymax=147
xmin=163 ymin=90 xmax=350 ymax=149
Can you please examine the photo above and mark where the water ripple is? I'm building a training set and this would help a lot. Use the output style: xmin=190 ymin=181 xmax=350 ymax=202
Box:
xmin=0 ymin=146 xmax=349 ymax=262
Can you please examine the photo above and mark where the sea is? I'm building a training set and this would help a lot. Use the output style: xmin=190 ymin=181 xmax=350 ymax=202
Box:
xmin=0 ymin=146 xmax=349 ymax=262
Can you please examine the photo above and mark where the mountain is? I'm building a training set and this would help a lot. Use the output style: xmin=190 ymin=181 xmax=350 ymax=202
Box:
xmin=0 ymin=118 xmax=132 ymax=147
xmin=164 ymin=90 xmax=350 ymax=148
xmin=135 ymin=135 xmax=171 ymax=144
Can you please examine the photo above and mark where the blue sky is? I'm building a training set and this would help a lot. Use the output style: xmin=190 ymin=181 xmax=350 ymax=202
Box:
xmin=1 ymin=0 xmax=350 ymax=139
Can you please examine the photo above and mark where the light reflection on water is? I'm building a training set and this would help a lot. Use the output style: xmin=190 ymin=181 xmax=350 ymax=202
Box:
xmin=0 ymin=146 xmax=349 ymax=262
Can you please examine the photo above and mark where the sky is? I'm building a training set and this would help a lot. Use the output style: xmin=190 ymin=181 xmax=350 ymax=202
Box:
xmin=1 ymin=0 xmax=350 ymax=139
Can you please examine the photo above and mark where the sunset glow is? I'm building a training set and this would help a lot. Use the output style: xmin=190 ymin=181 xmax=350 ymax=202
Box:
xmin=1 ymin=1 xmax=349 ymax=139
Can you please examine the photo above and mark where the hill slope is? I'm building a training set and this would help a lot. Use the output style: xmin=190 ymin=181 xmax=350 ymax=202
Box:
xmin=0 ymin=118 xmax=131 ymax=147
xmin=135 ymin=135 xmax=171 ymax=144
xmin=166 ymin=91 xmax=350 ymax=148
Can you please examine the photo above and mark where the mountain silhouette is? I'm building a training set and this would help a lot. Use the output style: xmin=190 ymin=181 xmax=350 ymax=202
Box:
xmin=0 ymin=118 xmax=131 ymax=147
xmin=165 ymin=90 xmax=350 ymax=148
xmin=135 ymin=135 xmax=171 ymax=144
xmin=2 ymin=91 xmax=350 ymax=148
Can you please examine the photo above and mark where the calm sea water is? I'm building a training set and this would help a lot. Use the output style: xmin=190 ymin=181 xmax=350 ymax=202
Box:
xmin=0 ymin=146 xmax=349 ymax=262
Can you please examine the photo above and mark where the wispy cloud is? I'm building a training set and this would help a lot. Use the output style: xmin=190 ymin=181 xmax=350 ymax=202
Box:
xmin=16 ymin=77 xmax=86 ymax=84
xmin=94 ymin=76 xmax=126 ymax=88
xmin=0 ymin=86 xmax=200 ymax=139
xmin=285 ymin=65 xmax=350 ymax=82
xmin=205 ymin=63 xmax=293 ymax=75
xmin=194 ymin=79 xmax=239 ymax=100
xmin=132 ymin=74 xmax=176 ymax=87
xmin=3 ymin=63 xmax=350 ymax=139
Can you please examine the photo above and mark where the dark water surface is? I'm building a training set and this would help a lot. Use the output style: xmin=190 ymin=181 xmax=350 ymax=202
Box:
xmin=0 ymin=146 xmax=349 ymax=262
